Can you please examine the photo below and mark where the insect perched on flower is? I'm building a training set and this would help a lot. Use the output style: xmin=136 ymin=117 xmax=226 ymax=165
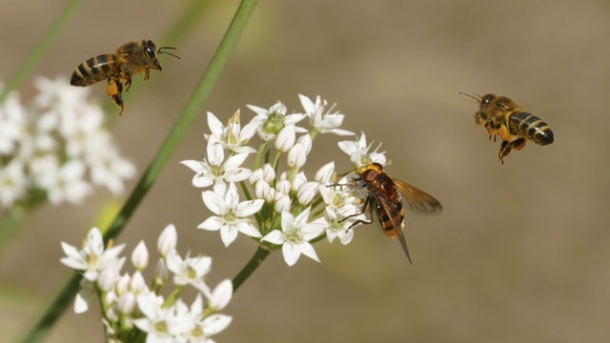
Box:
xmin=70 ymin=40 xmax=179 ymax=115
xmin=336 ymin=162 xmax=442 ymax=263
xmin=462 ymin=92 xmax=554 ymax=164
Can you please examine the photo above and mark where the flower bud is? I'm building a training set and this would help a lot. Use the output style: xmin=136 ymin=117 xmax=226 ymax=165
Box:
xmin=131 ymin=241 xmax=149 ymax=270
xmin=154 ymin=259 xmax=170 ymax=286
xmin=130 ymin=271 xmax=147 ymax=294
xmin=297 ymin=182 xmax=319 ymax=206
xmin=287 ymin=144 xmax=307 ymax=168
xmin=274 ymin=193 xmax=292 ymax=212
xmin=274 ymin=124 xmax=296 ymax=152
xmin=291 ymin=171 xmax=307 ymax=192
xmin=275 ymin=176 xmax=291 ymax=195
xmin=255 ymin=180 xmax=272 ymax=200
xmin=297 ymin=134 xmax=312 ymax=155
xmin=158 ymin=224 xmax=177 ymax=257
xmin=315 ymin=162 xmax=335 ymax=183
xmin=118 ymin=292 xmax=136 ymax=315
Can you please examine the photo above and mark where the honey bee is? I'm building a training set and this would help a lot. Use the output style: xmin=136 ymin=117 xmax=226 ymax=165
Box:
xmin=461 ymin=92 xmax=554 ymax=164
xmin=70 ymin=40 xmax=179 ymax=115
xmin=338 ymin=163 xmax=443 ymax=263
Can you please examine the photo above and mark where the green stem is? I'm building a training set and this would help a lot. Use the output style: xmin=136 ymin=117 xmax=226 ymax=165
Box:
xmin=232 ymin=246 xmax=270 ymax=291
xmin=0 ymin=0 xmax=83 ymax=104
xmin=19 ymin=1 xmax=259 ymax=342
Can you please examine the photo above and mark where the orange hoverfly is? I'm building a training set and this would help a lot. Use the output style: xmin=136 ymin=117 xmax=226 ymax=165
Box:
xmin=461 ymin=92 xmax=554 ymax=164
xmin=70 ymin=40 xmax=179 ymax=115
xmin=339 ymin=163 xmax=442 ymax=263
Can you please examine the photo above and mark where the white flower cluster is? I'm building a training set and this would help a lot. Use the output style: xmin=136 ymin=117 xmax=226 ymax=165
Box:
xmin=182 ymin=95 xmax=388 ymax=266
xmin=61 ymin=225 xmax=232 ymax=343
xmin=0 ymin=77 xmax=135 ymax=208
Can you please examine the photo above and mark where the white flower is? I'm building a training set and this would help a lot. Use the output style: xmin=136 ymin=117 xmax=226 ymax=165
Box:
xmin=198 ymin=183 xmax=263 ymax=246
xmin=36 ymin=159 xmax=92 ymax=204
xmin=133 ymin=293 xmax=193 ymax=343
xmin=261 ymin=207 xmax=326 ymax=266
xmin=182 ymin=294 xmax=233 ymax=343
xmin=0 ymin=159 xmax=27 ymax=207
xmin=207 ymin=279 xmax=233 ymax=311
xmin=0 ymin=90 xmax=26 ymax=155
xmin=338 ymin=132 xmax=387 ymax=167
xmin=299 ymin=94 xmax=353 ymax=136
xmin=247 ymin=101 xmax=307 ymax=141
xmin=60 ymin=227 xmax=126 ymax=282
xmin=205 ymin=110 xmax=258 ymax=154
xmin=180 ymin=141 xmax=251 ymax=188
xmin=165 ymin=251 xmax=212 ymax=295
xmin=85 ymin=134 xmax=136 ymax=194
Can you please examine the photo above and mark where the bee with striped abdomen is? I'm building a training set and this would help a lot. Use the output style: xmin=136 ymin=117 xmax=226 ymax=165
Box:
xmin=462 ymin=93 xmax=554 ymax=164
xmin=70 ymin=40 xmax=179 ymax=115
xmin=338 ymin=163 xmax=442 ymax=264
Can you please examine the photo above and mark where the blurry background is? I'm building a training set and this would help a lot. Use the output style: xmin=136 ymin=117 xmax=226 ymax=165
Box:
xmin=1 ymin=0 xmax=609 ymax=342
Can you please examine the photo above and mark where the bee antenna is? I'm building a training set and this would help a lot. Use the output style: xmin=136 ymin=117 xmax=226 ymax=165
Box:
xmin=458 ymin=92 xmax=480 ymax=102
xmin=158 ymin=46 xmax=181 ymax=59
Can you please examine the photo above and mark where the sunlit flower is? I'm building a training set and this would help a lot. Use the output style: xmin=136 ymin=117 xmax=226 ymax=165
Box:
xmin=205 ymin=110 xmax=259 ymax=154
xmin=247 ymin=101 xmax=307 ymax=141
xmin=261 ymin=207 xmax=326 ymax=266
xmin=60 ymin=227 xmax=126 ymax=282
xmin=198 ymin=182 xmax=263 ymax=246
xmin=181 ymin=140 xmax=251 ymax=188
xmin=338 ymin=132 xmax=387 ymax=167
xmin=299 ymin=94 xmax=353 ymax=136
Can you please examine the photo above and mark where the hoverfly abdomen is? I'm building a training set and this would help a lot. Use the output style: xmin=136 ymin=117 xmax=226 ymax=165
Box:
xmin=508 ymin=111 xmax=554 ymax=146
xmin=70 ymin=54 xmax=118 ymax=87
xmin=339 ymin=163 xmax=442 ymax=263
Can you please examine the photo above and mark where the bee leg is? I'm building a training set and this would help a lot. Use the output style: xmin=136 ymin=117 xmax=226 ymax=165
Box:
xmin=498 ymin=125 xmax=511 ymax=142
xmin=143 ymin=68 xmax=150 ymax=81
xmin=124 ymin=76 xmax=133 ymax=92
xmin=511 ymin=138 xmax=527 ymax=151
xmin=498 ymin=140 xmax=512 ymax=164
xmin=106 ymin=78 xmax=125 ymax=115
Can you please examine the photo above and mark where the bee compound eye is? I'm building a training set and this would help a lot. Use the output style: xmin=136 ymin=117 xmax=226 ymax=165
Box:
xmin=145 ymin=46 xmax=155 ymax=58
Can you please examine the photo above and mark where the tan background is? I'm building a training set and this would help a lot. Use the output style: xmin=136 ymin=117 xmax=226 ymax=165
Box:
xmin=1 ymin=0 xmax=609 ymax=342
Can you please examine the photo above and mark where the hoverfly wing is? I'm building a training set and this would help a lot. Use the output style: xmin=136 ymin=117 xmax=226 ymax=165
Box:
xmin=393 ymin=178 xmax=442 ymax=214
xmin=376 ymin=196 xmax=412 ymax=264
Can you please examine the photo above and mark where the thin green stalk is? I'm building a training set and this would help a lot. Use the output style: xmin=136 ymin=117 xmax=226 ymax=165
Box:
xmin=232 ymin=246 xmax=271 ymax=291
xmin=19 ymin=1 xmax=259 ymax=342
xmin=0 ymin=0 xmax=83 ymax=104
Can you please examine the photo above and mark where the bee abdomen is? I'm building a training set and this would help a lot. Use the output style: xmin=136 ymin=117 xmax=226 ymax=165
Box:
xmin=70 ymin=54 xmax=118 ymax=87
xmin=509 ymin=111 xmax=554 ymax=146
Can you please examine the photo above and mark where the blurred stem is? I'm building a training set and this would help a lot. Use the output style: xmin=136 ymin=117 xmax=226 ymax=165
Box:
xmin=19 ymin=1 xmax=259 ymax=342
xmin=232 ymin=246 xmax=270 ymax=292
xmin=0 ymin=0 xmax=83 ymax=104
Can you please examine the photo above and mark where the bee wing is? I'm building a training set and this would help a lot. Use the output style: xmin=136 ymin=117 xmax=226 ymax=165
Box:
xmin=376 ymin=196 xmax=412 ymax=264
xmin=393 ymin=178 xmax=443 ymax=214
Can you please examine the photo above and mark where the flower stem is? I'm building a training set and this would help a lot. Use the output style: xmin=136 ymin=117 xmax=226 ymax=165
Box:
xmin=0 ymin=0 xmax=83 ymax=105
xmin=19 ymin=1 xmax=259 ymax=342
xmin=232 ymin=246 xmax=270 ymax=292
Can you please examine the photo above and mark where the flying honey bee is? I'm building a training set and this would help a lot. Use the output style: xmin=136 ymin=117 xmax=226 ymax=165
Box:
xmin=70 ymin=40 xmax=179 ymax=115
xmin=461 ymin=92 xmax=554 ymax=164
xmin=336 ymin=163 xmax=442 ymax=263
